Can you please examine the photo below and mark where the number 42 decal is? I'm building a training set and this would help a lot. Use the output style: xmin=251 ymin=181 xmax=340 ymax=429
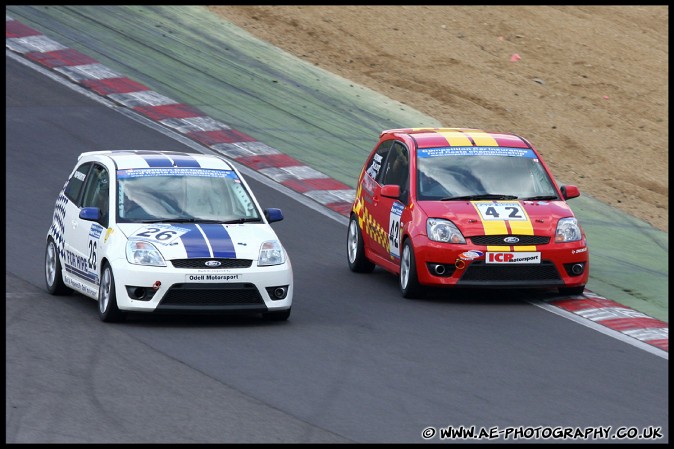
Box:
xmin=388 ymin=202 xmax=405 ymax=258
xmin=475 ymin=202 xmax=526 ymax=221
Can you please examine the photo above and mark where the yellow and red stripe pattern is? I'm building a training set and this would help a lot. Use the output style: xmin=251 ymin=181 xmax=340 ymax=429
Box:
xmin=471 ymin=201 xmax=537 ymax=252
xmin=386 ymin=128 xmax=531 ymax=149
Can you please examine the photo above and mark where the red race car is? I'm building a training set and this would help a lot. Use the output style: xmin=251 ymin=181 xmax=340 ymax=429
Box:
xmin=347 ymin=128 xmax=589 ymax=298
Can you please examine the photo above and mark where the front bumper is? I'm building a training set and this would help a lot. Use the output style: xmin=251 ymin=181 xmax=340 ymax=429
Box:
xmin=110 ymin=258 xmax=293 ymax=313
xmin=412 ymin=236 xmax=589 ymax=289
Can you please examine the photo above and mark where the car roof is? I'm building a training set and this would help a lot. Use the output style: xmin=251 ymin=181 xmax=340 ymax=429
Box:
xmin=381 ymin=128 xmax=532 ymax=150
xmin=79 ymin=150 xmax=234 ymax=171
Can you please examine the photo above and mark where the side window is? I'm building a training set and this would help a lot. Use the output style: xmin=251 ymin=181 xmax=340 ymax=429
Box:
xmin=365 ymin=140 xmax=393 ymax=183
xmin=80 ymin=164 xmax=110 ymax=227
xmin=380 ymin=142 xmax=410 ymax=202
xmin=64 ymin=162 xmax=92 ymax=205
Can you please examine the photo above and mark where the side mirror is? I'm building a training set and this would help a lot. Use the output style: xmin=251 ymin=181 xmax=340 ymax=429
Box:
xmin=381 ymin=184 xmax=400 ymax=199
xmin=79 ymin=207 xmax=100 ymax=221
xmin=264 ymin=208 xmax=284 ymax=223
xmin=560 ymin=185 xmax=580 ymax=200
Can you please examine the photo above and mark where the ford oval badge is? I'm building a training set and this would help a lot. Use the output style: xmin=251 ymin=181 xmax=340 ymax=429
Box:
xmin=504 ymin=237 xmax=520 ymax=244
xmin=205 ymin=260 xmax=222 ymax=267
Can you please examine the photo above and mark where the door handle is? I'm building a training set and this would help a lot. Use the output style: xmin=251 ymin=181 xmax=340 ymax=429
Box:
xmin=72 ymin=220 xmax=78 ymax=229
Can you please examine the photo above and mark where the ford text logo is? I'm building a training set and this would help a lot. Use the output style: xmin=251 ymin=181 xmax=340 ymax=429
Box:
xmin=204 ymin=260 xmax=222 ymax=267
xmin=504 ymin=237 xmax=520 ymax=243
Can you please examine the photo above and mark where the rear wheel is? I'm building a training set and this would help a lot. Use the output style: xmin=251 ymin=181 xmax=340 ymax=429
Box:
xmin=400 ymin=240 xmax=422 ymax=299
xmin=45 ymin=238 xmax=72 ymax=295
xmin=558 ymin=286 xmax=585 ymax=296
xmin=98 ymin=263 xmax=125 ymax=322
xmin=347 ymin=215 xmax=375 ymax=273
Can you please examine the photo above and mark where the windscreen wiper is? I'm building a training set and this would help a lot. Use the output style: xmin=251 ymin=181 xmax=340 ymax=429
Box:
xmin=221 ymin=218 xmax=263 ymax=224
xmin=440 ymin=194 xmax=519 ymax=201
xmin=519 ymin=195 xmax=559 ymax=201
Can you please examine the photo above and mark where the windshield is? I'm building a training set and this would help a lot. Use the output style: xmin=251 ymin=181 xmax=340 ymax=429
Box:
xmin=116 ymin=167 xmax=261 ymax=223
xmin=415 ymin=147 xmax=559 ymax=201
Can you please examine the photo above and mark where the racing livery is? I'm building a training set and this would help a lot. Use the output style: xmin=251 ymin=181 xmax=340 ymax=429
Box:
xmin=347 ymin=128 xmax=589 ymax=298
xmin=45 ymin=150 xmax=293 ymax=322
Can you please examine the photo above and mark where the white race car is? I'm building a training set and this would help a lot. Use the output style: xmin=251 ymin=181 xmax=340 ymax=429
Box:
xmin=45 ymin=150 xmax=293 ymax=322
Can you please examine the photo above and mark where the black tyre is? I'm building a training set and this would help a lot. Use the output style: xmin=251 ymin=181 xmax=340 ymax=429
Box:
xmin=98 ymin=263 xmax=125 ymax=322
xmin=262 ymin=308 xmax=291 ymax=321
xmin=45 ymin=238 xmax=72 ymax=295
xmin=400 ymin=239 xmax=423 ymax=299
xmin=558 ymin=285 xmax=585 ymax=296
xmin=347 ymin=215 xmax=375 ymax=273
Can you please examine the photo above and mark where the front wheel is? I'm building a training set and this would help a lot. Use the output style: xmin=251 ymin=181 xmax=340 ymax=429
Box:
xmin=45 ymin=238 xmax=72 ymax=295
xmin=400 ymin=240 xmax=422 ymax=299
xmin=347 ymin=215 xmax=375 ymax=273
xmin=98 ymin=263 xmax=125 ymax=323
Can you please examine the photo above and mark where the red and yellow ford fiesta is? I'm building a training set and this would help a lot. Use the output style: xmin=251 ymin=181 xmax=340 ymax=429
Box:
xmin=347 ymin=128 xmax=589 ymax=298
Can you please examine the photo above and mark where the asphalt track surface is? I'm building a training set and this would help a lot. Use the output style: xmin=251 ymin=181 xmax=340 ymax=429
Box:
xmin=5 ymin=6 xmax=669 ymax=444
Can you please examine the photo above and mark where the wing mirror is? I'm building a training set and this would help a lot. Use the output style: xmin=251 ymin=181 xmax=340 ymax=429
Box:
xmin=264 ymin=208 xmax=284 ymax=223
xmin=381 ymin=184 xmax=400 ymax=199
xmin=79 ymin=207 xmax=101 ymax=221
xmin=560 ymin=185 xmax=580 ymax=200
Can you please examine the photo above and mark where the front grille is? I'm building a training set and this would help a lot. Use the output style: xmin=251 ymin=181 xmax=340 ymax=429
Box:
xmin=458 ymin=261 xmax=562 ymax=286
xmin=470 ymin=235 xmax=550 ymax=246
xmin=158 ymin=282 xmax=265 ymax=309
xmin=171 ymin=258 xmax=252 ymax=269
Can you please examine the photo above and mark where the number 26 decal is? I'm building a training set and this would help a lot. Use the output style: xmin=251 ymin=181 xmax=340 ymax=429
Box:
xmin=130 ymin=224 xmax=189 ymax=245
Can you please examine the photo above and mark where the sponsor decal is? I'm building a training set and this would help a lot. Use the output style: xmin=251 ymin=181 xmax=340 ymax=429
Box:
xmin=366 ymin=153 xmax=383 ymax=179
xmin=104 ymin=228 xmax=114 ymax=243
xmin=486 ymin=252 xmax=541 ymax=264
xmin=64 ymin=248 xmax=97 ymax=282
xmin=417 ymin=147 xmax=537 ymax=159
xmin=187 ymin=274 xmax=240 ymax=282
xmin=459 ymin=250 xmax=484 ymax=260
xmin=118 ymin=168 xmax=238 ymax=180
xmin=572 ymin=247 xmax=588 ymax=254
xmin=89 ymin=223 xmax=104 ymax=240
xmin=64 ymin=275 xmax=98 ymax=296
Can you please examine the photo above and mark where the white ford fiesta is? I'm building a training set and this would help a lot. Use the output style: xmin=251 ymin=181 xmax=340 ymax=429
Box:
xmin=45 ymin=150 xmax=293 ymax=322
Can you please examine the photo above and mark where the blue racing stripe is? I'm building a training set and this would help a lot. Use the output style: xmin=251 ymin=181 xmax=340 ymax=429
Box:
xmin=139 ymin=153 xmax=173 ymax=167
xmin=199 ymin=224 xmax=237 ymax=258
xmin=179 ymin=224 xmax=212 ymax=258
xmin=169 ymin=154 xmax=201 ymax=167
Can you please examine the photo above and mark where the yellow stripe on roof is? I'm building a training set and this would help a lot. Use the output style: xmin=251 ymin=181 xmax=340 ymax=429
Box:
xmin=464 ymin=131 xmax=499 ymax=147
xmin=437 ymin=130 xmax=472 ymax=146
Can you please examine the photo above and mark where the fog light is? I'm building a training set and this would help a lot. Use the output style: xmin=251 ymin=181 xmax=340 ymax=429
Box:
xmin=266 ymin=285 xmax=289 ymax=300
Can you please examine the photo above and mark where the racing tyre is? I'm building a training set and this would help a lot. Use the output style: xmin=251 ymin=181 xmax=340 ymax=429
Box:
xmin=262 ymin=308 xmax=291 ymax=321
xmin=400 ymin=239 xmax=422 ymax=299
xmin=347 ymin=215 xmax=375 ymax=273
xmin=558 ymin=286 xmax=585 ymax=296
xmin=98 ymin=263 xmax=125 ymax=323
xmin=45 ymin=238 xmax=72 ymax=295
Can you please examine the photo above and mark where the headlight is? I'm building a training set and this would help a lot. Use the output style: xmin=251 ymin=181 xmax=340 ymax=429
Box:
xmin=258 ymin=240 xmax=286 ymax=266
xmin=555 ymin=217 xmax=582 ymax=243
xmin=126 ymin=240 xmax=167 ymax=266
xmin=427 ymin=218 xmax=466 ymax=243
